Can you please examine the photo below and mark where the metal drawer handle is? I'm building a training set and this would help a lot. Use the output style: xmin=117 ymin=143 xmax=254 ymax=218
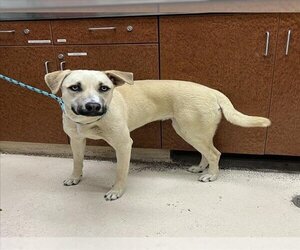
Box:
xmin=285 ymin=30 xmax=292 ymax=56
xmin=0 ymin=30 xmax=15 ymax=33
xmin=60 ymin=61 xmax=65 ymax=71
xmin=28 ymin=40 xmax=51 ymax=44
xmin=67 ymin=52 xmax=87 ymax=57
xmin=264 ymin=31 xmax=270 ymax=57
xmin=45 ymin=61 xmax=51 ymax=74
xmin=88 ymin=27 xmax=116 ymax=31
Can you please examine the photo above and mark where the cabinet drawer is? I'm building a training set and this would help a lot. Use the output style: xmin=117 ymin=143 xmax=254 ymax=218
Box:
xmin=54 ymin=44 xmax=159 ymax=78
xmin=51 ymin=17 xmax=158 ymax=45
xmin=0 ymin=21 xmax=52 ymax=46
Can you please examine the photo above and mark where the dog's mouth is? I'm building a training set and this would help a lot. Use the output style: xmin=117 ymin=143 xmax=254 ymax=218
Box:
xmin=71 ymin=106 xmax=107 ymax=117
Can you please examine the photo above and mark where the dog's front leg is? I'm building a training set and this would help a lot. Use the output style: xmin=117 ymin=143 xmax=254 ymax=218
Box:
xmin=104 ymin=139 xmax=133 ymax=201
xmin=64 ymin=137 xmax=86 ymax=186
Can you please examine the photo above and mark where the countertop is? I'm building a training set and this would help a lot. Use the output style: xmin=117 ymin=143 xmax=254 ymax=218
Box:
xmin=0 ymin=0 xmax=299 ymax=21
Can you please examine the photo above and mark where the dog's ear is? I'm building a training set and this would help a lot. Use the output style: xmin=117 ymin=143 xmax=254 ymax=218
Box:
xmin=105 ymin=70 xmax=134 ymax=86
xmin=44 ymin=70 xmax=72 ymax=94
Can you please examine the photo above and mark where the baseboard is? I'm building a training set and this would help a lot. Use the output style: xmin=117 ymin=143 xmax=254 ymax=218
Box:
xmin=0 ymin=141 xmax=171 ymax=162
xmin=170 ymin=150 xmax=300 ymax=173
xmin=1 ymin=141 xmax=298 ymax=172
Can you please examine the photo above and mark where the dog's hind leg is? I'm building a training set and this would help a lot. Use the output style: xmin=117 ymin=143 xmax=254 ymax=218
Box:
xmin=171 ymin=119 xmax=208 ymax=173
xmin=64 ymin=137 xmax=86 ymax=186
xmin=171 ymin=119 xmax=220 ymax=182
xmin=188 ymin=155 xmax=209 ymax=173
xmin=187 ymin=139 xmax=220 ymax=182
xmin=196 ymin=145 xmax=220 ymax=182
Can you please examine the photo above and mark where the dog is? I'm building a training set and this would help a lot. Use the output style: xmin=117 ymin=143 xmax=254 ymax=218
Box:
xmin=45 ymin=70 xmax=271 ymax=201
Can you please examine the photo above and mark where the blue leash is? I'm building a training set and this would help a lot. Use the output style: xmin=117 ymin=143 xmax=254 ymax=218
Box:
xmin=0 ymin=73 xmax=65 ymax=111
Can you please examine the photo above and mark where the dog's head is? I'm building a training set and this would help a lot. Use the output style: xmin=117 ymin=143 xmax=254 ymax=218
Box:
xmin=45 ymin=70 xmax=133 ymax=119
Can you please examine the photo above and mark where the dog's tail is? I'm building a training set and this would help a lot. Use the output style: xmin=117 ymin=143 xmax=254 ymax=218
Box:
xmin=215 ymin=91 xmax=271 ymax=128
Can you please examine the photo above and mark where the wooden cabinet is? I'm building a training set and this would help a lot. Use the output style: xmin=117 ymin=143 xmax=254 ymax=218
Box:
xmin=0 ymin=46 xmax=67 ymax=144
xmin=0 ymin=14 xmax=299 ymax=156
xmin=0 ymin=21 xmax=52 ymax=46
xmin=53 ymin=44 xmax=161 ymax=148
xmin=266 ymin=14 xmax=300 ymax=156
xmin=160 ymin=14 xmax=279 ymax=154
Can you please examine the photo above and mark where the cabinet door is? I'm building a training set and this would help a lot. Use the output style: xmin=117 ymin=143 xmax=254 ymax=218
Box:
xmin=160 ymin=14 xmax=279 ymax=154
xmin=266 ymin=14 xmax=300 ymax=156
xmin=0 ymin=47 xmax=67 ymax=144
xmin=54 ymin=44 xmax=161 ymax=148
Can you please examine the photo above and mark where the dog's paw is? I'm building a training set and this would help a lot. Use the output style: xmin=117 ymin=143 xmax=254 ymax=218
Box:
xmin=188 ymin=165 xmax=207 ymax=173
xmin=63 ymin=175 xmax=82 ymax=186
xmin=198 ymin=173 xmax=218 ymax=182
xmin=104 ymin=188 xmax=124 ymax=201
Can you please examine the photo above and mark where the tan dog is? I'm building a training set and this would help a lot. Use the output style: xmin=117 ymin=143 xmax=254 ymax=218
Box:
xmin=45 ymin=70 xmax=271 ymax=201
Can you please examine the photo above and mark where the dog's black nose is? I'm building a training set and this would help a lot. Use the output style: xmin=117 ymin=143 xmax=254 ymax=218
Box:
xmin=85 ymin=102 xmax=101 ymax=112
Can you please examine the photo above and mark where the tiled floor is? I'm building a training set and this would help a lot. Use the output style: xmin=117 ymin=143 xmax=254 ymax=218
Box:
xmin=1 ymin=153 xmax=299 ymax=237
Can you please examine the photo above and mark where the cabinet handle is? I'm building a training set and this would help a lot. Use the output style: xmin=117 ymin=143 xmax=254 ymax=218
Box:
xmin=285 ymin=30 xmax=292 ymax=56
xmin=88 ymin=27 xmax=116 ymax=31
xmin=67 ymin=52 xmax=87 ymax=57
xmin=60 ymin=61 xmax=66 ymax=71
xmin=0 ymin=30 xmax=15 ymax=33
xmin=28 ymin=40 xmax=51 ymax=44
xmin=44 ymin=61 xmax=51 ymax=74
xmin=264 ymin=31 xmax=270 ymax=56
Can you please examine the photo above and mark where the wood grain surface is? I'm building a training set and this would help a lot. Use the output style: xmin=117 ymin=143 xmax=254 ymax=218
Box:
xmin=0 ymin=46 xmax=68 ymax=143
xmin=266 ymin=14 xmax=300 ymax=156
xmin=0 ymin=21 xmax=52 ymax=46
xmin=160 ymin=14 xmax=279 ymax=154
xmin=51 ymin=17 xmax=158 ymax=45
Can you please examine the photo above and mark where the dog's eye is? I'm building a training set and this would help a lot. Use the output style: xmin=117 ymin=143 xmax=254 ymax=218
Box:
xmin=69 ymin=85 xmax=81 ymax=92
xmin=99 ymin=86 xmax=110 ymax=92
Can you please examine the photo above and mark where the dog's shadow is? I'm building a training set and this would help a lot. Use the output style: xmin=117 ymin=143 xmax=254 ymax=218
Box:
xmin=20 ymin=160 xmax=207 ymax=195
xmin=77 ymin=175 xmax=113 ymax=193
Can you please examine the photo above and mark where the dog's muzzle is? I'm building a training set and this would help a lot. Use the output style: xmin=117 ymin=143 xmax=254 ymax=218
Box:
xmin=72 ymin=102 xmax=107 ymax=117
